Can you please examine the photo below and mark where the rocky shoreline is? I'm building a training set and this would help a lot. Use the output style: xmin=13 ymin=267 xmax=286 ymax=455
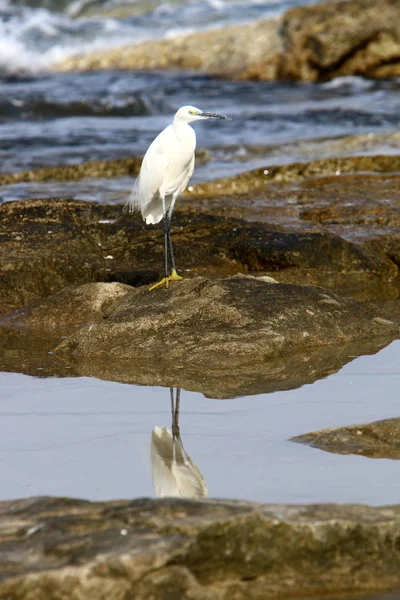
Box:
xmin=0 ymin=151 xmax=399 ymax=392
xmin=0 ymin=142 xmax=400 ymax=597
xmin=0 ymin=153 xmax=399 ymax=314
xmin=1 ymin=496 xmax=400 ymax=600
xmin=55 ymin=0 xmax=400 ymax=81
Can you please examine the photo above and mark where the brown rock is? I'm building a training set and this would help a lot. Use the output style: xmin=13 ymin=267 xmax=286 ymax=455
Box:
xmin=6 ymin=282 xmax=132 ymax=327
xmin=54 ymin=0 xmax=400 ymax=81
xmin=54 ymin=17 xmax=283 ymax=79
xmin=184 ymin=156 xmax=400 ymax=301
xmin=188 ymin=155 xmax=400 ymax=194
xmin=0 ymin=157 xmax=141 ymax=186
xmin=0 ymin=303 xmax=393 ymax=397
xmin=1 ymin=197 xmax=393 ymax=315
xmin=52 ymin=278 xmax=400 ymax=390
xmin=279 ymin=0 xmax=400 ymax=80
xmin=0 ymin=150 xmax=209 ymax=186
xmin=1 ymin=497 xmax=400 ymax=599
xmin=292 ymin=417 xmax=400 ymax=459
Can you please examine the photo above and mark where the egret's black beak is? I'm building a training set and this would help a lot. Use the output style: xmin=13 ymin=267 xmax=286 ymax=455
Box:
xmin=199 ymin=111 xmax=232 ymax=120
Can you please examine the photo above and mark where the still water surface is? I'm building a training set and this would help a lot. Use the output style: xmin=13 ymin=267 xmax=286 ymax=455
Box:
xmin=1 ymin=340 xmax=399 ymax=504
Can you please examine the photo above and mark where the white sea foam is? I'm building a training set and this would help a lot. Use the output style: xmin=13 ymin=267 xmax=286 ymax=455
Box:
xmin=321 ymin=76 xmax=375 ymax=92
xmin=0 ymin=5 xmax=147 ymax=75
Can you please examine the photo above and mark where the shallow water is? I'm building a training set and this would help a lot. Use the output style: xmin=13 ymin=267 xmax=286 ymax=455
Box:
xmin=1 ymin=69 xmax=400 ymax=206
xmin=2 ymin=72 xmax=400 ymax=169
xmin=1 ymin=339 xmax=399 ymax=503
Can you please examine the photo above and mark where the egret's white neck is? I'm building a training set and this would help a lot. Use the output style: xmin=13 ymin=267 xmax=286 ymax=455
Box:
xmin=172 ymin=116 xmax=193 ymax=140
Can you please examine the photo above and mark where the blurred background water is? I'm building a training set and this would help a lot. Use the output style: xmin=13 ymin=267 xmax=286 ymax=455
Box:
xmin=1 ymin=0 xmax=400 ymax=203
xmin=0 ymin=0 xmax=317 ymax=75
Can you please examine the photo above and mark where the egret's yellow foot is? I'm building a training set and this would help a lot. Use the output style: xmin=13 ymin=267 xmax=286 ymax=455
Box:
xmin=149 ymin=269 xmax=185 ymax=291
xmin=149 ymin=277 xmax=170 ymax=291
xmin=169 ymin=268 xmax=184 ymax=282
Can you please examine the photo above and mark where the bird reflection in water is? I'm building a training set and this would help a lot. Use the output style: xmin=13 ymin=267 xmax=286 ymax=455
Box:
xmin=151 ymin=388 xmax=208 ymax=499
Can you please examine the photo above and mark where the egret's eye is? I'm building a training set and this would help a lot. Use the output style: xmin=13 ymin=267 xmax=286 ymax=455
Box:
xmin=189 ymin=110 xmax=195 ymax=115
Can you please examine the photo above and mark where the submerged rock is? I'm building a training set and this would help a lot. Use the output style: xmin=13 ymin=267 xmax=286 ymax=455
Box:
xmin=1 ymin=197 xmax=395 ymax=315
xmin=292 ymin=417 xmax=400 ymax=459
xmin=1 ymin=282 xmax=396 ymax=396
xmin=1 ymin=496 xmax=400 ymax=599
xmin=55 ymin=0 xmax=400 ymax=81
xmin=0 ymin=323 xmax=77 ymax=379
xmin=55 ymin=338 xmax=395 ymax=399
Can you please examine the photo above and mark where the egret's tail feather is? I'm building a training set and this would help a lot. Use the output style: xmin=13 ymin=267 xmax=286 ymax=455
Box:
xmin=124 ymin=179 xmax=166 ymax=224
xmin=123 ymin=180 xmax=140 ymax=214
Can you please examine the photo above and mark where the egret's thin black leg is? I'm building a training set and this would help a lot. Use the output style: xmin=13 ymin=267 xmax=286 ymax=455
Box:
xmin=162 ymin=196 xmax=169 ymax=279
xmin=175 ymin=388 xmax=181 ymax=419
xmin=163 ymin=219 xmax=170 ymax=279
xmin=170 ymin=387 xmax=175 ymax=420
xmin=167 ymin=195 xmax=181 ymax=277
xmin=148 ymin=196 xmax=183 ymax=290
xmin=166 ymin=216 xmax=177 ymax=273
xmin=171 ymin=387 xmax=181 ymax=439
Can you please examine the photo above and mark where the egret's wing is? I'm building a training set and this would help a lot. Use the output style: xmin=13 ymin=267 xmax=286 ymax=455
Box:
xmin=151 ymin=426 xmax=208 ymax=499
xmin=124 ymin=127 xmax=171 ymax=222
xmin=172 ymin=451 xmax=208 ymax=499
xmin=151 ymin=426 xmax=180 ymax=497
xmin=164 ymin=152 xmax=195 ymax=198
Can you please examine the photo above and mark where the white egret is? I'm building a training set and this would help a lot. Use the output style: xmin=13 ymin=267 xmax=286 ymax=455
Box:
xmin=151 ymin=388 xmax=208 ymax=499
xmin=125 ymin=105 xmax=231 ymax=291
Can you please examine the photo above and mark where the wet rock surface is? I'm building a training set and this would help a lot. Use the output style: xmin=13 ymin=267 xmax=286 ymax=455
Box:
xmin=55 ymin=16 xmax=283 ymax=79
xmin=183 ymin=156 xmax=400 ymax=300
xmin=278 ymin=0 xmax=400 ymax=80
xmin=4 ymin=282 xmax=133 ymax=327
xmin=55 ymin=0 xmax=400 ymax=81
xmin=1 ymin=496 xmax=400 ymax=599
xmin=189 ymin=155 xmax=400 ymax=193
xmin=43 ymin=278 xmax=400 ymax=386
xmin=0 ymin=303 xmax=394 ymax=398
xmin=0 ymin=150 xmax=210 ymax=187
xmin=1 ymin=306 xmax=395 ymax=398
xmin=292 ymin=417 xmax=400 ymax=459
xmin=1 ymin=196 xmax=396 ymax=315
xmin=0 ymin=157 xmax=141 ymax=186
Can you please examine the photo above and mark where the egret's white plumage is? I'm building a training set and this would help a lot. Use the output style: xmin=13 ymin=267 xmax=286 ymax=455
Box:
xmin=151 ymin=426 xmax=208 ymax=499
xmin=125 ymin=105 xmax=231 ymax=289
xmin=151 ymin=388 xmax=208 ymax=499
xmin=127 ymin=106 xmax=198 ymax=224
